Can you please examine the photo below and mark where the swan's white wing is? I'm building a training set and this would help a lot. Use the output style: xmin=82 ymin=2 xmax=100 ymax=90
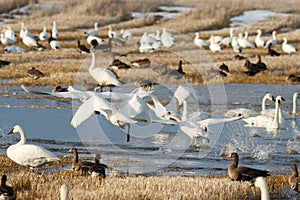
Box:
xmin=90 ymin=68 xmax=121 ymax=86
xmin=199 ymin=116 xmax=243 ymax=127
xmin=7 ymin=144 xmax=59 ymax=167
xmin=225 ymin=108 xmax=258 ymax=118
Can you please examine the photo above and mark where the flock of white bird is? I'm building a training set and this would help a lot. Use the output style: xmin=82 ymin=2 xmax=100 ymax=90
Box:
xmin=194 ymin=29 xmax=298 ymax=54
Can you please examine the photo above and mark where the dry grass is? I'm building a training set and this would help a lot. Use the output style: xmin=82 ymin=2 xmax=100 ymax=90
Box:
xmin=0 ymin=154 xmax=295 ymax=199
xmin=0 ymin=0 xmax=30 ymax=14
xmin=0 ymin=0 xmax=300 ymax=87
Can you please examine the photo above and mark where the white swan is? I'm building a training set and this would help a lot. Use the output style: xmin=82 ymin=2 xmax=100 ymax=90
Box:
xmin=60 ymin=184 xmax=69 ymax=200
xmin=225 ymin=93 xmax=275 ymax=118
xmin=220 ymin=28 xmax=234 ymax=47
xmin=282 ymin=37 xmax=298 ymax=54
xmin=1 ymin=26 xmax=16 ymax=45
xmin=7 ymin=125 xmax=60 ymax=167
xmin=243 ymin=32 xmax=255 ymax=48
xmin=20 ymin=22 xmax=36 ymax=39
xmin=89 ymin=50 xmax=121 ymax=91
xmin=209 ymin=36 xmax=222 ymax=52
xmin=254 ymin=177 xmax=270 ymax=200
xmin=231 ymin=36 xmax=242 ymax=53
xmin=52 ymin=21 xmax=59 ymax=39
xmin=39 ymin=26 xmax=49 ymax=41
xmin=71 ymin=93 xmax=135 ymax=142
xmin=161 ymin=28 xmax=176 ymax=48
xmin=255 ymin=29 xmax=265 ymax=47
xmin=243 ymin=96 xmax=285 ymax=129
xmin=194 ymin=32 xmax=209 ymax=47
xmin=265 ymin=31 xmax=277 ymax=48
xmin=180 ymin=100 xmax=243 ymax=139
xmin=49 ymin=34 xmax=60 ymax=50
xmin=262 ymin=92 xmax=300 ymax=119
xmin=22 ymin=29 xmax=44 ymax=50
xmin=84 ymin=22 xmax=99 ymax=36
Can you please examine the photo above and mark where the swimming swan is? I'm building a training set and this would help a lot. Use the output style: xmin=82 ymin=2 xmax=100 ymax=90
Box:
xmin=261 ymin=92 xmax=300 ymax=119
xmin=7 ymin=125 xmax=60 ymax=167
xmin=225 ymin=93 xmax=275 ymax=118
xmin=243 ymin=96 xmax=285 ymax=129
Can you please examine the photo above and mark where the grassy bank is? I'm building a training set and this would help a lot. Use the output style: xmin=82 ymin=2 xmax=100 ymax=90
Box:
xmin=0 ymin=154 xmax=294 ymax=199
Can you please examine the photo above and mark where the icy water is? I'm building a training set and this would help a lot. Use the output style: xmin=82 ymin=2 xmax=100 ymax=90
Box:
xmin=0 ymin=83 xmax=300 ymax=177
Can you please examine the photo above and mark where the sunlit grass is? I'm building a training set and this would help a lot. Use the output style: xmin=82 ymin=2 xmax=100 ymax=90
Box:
xmin=0 ymin=154 xmax=295 ymax=199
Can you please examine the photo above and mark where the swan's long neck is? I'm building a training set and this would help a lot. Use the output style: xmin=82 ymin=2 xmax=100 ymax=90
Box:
xmin=89 ymin=51 xmax=96 ymax=72
xmin=292 ymin=93 xmax=298 ymax=116
xmin=17 ymin=127 xmax=27 ymax=145
xmin=256 ymin=177 xmax=270 ymax=200
xmin=273 ymin=32 xmax=276 ymax=39
xmin=273 ymin=100 xmax=280 ymax=125
xmin=261 ymin=96 xmax=268 ymax=111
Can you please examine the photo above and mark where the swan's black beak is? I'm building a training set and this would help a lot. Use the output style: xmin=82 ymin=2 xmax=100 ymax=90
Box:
xmin=272 ymin=96 xmax=275 ymax=102
xmin=7 ymin=128 xmax=14 ymax=135
xmin=281 ymin=97 xmax=286 ymax=101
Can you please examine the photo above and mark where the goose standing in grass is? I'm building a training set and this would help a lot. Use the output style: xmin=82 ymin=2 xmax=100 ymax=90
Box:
xmin=0 ymin=175 xmax=16 ymax=200
xmin=227 ymin=152 xmax=270 ymax=181
xmin=289 ymin=164 xmax=300 ymax=192
xmin=194 ymin=32 xmax=209 ymax=47
xmin=77 ymin=40 xmax=90 ymax=54
xmin=88 ymin=154 xmax=108 ymax=178
xmin=68 ymin=148 xmax=94 ymax=172
xmin=60 ymin=184 xmax=69 ymax=200
xmin=254 ymin=177 xmax=270 ymax=200
xmin=255 ymin=29 xmax=265 ymax=48
xmin=22 ymin=29 xmax=44 ymax=51
xmin=7 ymin=125 xmax=60 ymax=167
xmin=268 ymin=43 xmax=280 ymax=56
xmin=84 ymin=22 xmax=99 ymax=36
xmin=242 ymin=59 xmax=261 ymax=76
xmin=130 ymin=58 xmax=151 ymax=68
xmin=265 ymin=31 xmax=277 ymax=48
xmin=39 ymin=26 xmax=49 ymax=41
xmin=282 ymin=37 xmax=298 ymax=54
xmin=27 ymin=67 xmax=45 ymax=85
xmin=287 ymin=74 xmax=300 ymax=83
xmin=243 ymin=32 xmax=255 ymax=48
xmin=88 ymin=49 xmax=122 ymax=91
xmin=255 ymin=55 xmax=267 ymax=71
xmin=48 ymin=33 xmax=60 ymax=50
xmin=209 ymin=36 xmax=222 ymax=52
xmin=0 ymin=59 xmax=11 ymax=68
xmin=52 ymin=21 xmax=59 ymax=39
